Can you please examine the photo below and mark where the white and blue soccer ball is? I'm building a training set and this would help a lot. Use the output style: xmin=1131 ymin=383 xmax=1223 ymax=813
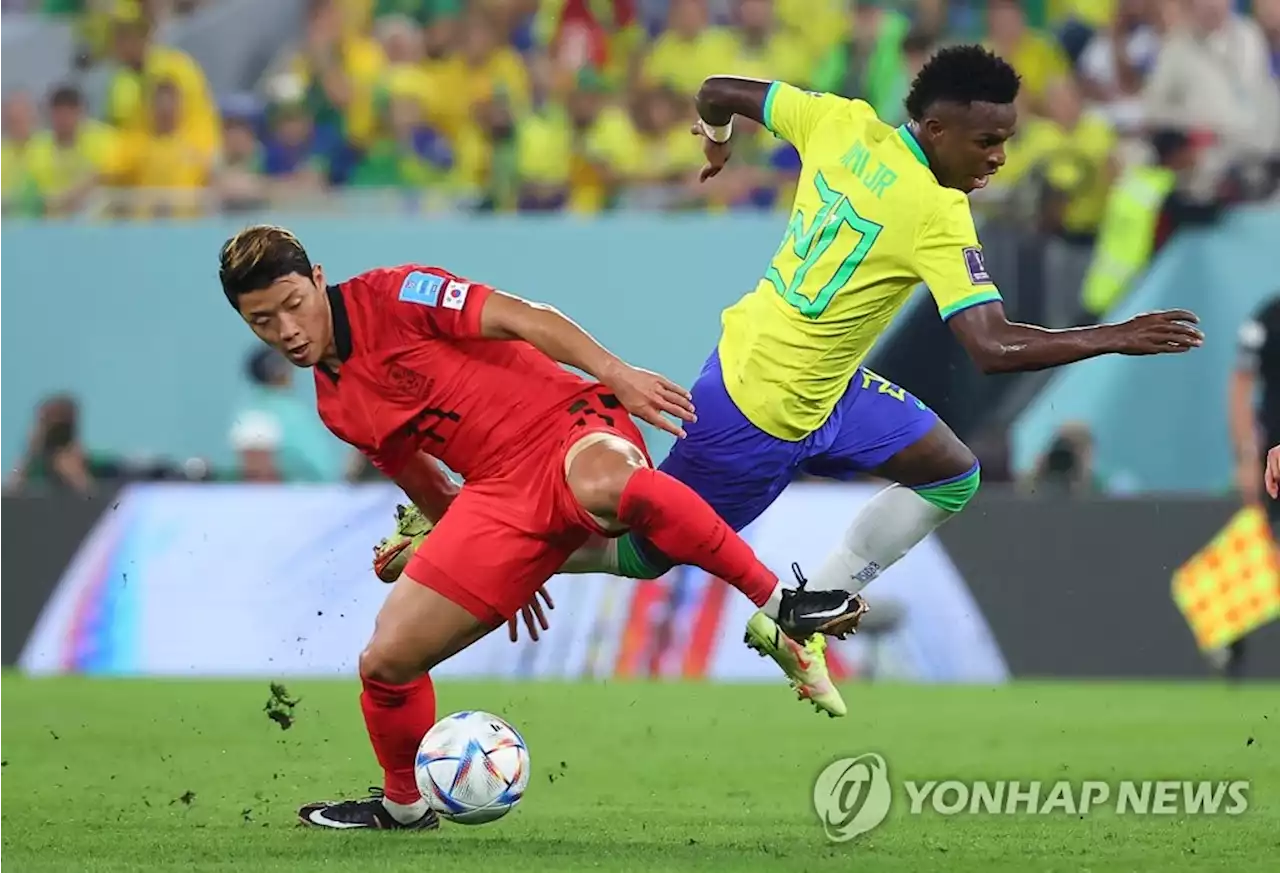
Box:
xmin=415 ymin=710 xmax=530 ymax=824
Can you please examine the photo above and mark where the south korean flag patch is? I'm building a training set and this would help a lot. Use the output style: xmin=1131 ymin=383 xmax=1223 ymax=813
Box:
xmin=443 ymin=280 xmax=470 ymax=311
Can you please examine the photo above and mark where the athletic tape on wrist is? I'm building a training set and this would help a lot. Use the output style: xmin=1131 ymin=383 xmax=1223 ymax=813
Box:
xmin=698 ymin=117 xmax=733 ymax=144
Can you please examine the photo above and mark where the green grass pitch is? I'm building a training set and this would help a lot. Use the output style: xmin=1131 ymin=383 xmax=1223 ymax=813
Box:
xmin=2 ymin=677 xmax=1277 ymax=872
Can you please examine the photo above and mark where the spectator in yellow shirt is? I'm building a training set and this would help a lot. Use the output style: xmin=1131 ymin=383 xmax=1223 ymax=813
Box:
xmin=23 ymin=85 xmax=123 ymax=218
xmin=117 ymin=80 xmax=213 ymax=218
xmin=268 ymin=0 xmax=386 ymax=158
xmin=2 ymin=92 xmax=38 ymax=215
xmin=426 ymin=13 xmax=531 ymax=142
xmin=987 ymin=0 xmax=1072 ymax=113
xmin=729 ymin=0 xmax=812 ymax=86
xmin=1036 ymin=77 xmax=1117 ymax=240
xmin=512 ymin=71 xmax=639 ymax=214
xmin=105 ymin=10 xmax=220 ymax=159
xmin=617 ymin=86 xmax=705 ymax=209
xmin=564 ymin=72 xmax=642 ymax=213
xmin=998 ymin=77 xmax=1117 ymax=241
xmin=773 ymin=0 xmax=845 ymax=57
xmin=642 ymin=0 xmax=739 ymax=97
xmin=514 ymin=103 xmax=573 ymax=211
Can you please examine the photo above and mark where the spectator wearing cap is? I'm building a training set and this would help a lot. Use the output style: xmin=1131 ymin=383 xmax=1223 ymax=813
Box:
xmin=229 ymin=348 xmax=346 ymax=483
xmin=22 ymin=85 xmax=123 ymax=217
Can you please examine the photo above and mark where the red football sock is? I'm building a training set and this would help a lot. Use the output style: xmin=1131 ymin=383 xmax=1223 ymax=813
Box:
xmin=618 ymin=467 xmax=778 ymax=607
xmin=360 ymin=672 xmax=436 ymax=804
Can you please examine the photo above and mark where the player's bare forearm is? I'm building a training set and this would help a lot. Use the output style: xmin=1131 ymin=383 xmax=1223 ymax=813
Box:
xmin=479 ymin=291 xmax=624 ymax=382
xmin=391 ymin=452 xmax=459 ymax=523
xmin=948 ymin=303 xmax=1120 ymax=373
xmin=695 ymin=76 xmax=771 ymax=126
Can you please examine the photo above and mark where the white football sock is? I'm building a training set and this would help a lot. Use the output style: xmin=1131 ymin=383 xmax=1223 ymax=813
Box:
xmin=382 ymin=796 xmax=430 ymax=824
xmin=807 ymin=485 xmax=953 ymax=595
xmin=760 ymin=580 xmax=784 ymax=618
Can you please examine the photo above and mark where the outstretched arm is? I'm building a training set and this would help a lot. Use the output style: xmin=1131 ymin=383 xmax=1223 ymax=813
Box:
xmin=478 ymin=291 xmax=695 ymax=437
xmin=947 ymin=301 xmax=1203 ymax=375
xmin=480 ymin=291 xmax=626 ymax=383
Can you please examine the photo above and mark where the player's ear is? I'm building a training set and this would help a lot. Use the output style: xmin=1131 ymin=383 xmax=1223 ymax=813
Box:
xmin=313 ymin=263 xmax=325 ymax=289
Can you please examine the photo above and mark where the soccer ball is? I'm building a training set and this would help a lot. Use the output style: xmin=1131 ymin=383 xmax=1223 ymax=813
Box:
xmin=415 ymin=710 xmax=530 ymax=824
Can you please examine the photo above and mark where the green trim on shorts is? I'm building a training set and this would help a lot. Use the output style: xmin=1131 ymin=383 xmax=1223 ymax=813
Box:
xmin=616 ymin=533 xmax=666 ymax=580
xmin=914 ymin=465 xmax=981 ymax=513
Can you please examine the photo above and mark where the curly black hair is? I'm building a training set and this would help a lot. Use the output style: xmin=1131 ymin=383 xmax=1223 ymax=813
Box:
xmin=904 ymin=44 xmax=1021 ymax=121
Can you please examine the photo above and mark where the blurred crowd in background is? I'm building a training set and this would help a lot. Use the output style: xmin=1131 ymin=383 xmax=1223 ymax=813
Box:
xmin=3 ymin=0 xmax=1279 ymax=496
xmin=2 ymin=0 xmax=1278 ymax=222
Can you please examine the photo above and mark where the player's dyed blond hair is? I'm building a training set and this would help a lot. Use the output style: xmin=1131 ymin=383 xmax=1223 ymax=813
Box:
xmin=219 ymin=225 xmax=314 ymax=308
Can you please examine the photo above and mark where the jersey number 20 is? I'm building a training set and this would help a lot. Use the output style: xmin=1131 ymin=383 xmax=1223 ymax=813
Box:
xmin=764 ymin=172 xmax=883 ymax=319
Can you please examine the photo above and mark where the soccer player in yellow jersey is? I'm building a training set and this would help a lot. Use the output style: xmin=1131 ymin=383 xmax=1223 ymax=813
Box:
xmin=371 ymin=46 xmax=1203 ymax=717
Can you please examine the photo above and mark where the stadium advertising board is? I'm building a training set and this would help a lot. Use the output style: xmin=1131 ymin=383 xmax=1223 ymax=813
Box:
xmin=16 ymin=483 xmax=1007 ymax=682
xmin=13 ymin=486 xmax=1280 ymax=678
xmin=1 ymin=487 xmax=123 ymax=664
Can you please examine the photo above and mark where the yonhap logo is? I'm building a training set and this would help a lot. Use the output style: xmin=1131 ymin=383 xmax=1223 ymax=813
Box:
xmin=811 ymin=752 xmax=1250 ymax=841
xmin=813 ymin=753 xmax=892 ymax=841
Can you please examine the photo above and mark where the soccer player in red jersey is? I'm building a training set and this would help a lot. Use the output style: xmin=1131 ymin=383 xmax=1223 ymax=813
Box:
xmin=219 ymin=226 xmax=867 ymax=830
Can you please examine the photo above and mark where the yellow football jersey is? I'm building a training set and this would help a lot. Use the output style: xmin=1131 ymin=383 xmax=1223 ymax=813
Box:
xmin=717 ymin=82 xmax=1002 ymax=441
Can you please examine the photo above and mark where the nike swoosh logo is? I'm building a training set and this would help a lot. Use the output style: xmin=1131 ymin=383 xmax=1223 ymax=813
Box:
xmin=307 ymin=809 xmax=368 ymax=829
xmin=374 ymin=542 xmax=410 ymax=581
xmin=802 ymin=603 xmax=853 ymax=620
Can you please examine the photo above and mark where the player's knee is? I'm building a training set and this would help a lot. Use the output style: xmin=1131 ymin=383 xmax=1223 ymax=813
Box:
xmin=359 ymin=640 xmax=429 ymax=687
xmin=566 ymin=437 xmax=647 ymax=521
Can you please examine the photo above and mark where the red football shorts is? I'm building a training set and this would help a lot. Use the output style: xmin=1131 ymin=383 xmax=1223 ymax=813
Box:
xmin=403 ymin=386 xmax=651 ymax=625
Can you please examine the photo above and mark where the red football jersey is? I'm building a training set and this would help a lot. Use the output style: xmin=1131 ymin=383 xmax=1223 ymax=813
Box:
xmin=314 ymin=264 xmax=592 ymax=481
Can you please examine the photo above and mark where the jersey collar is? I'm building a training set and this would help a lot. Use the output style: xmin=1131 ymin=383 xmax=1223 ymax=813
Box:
xmin=897 ymin=124 xmax=932 ymax=170
xmin=320 ymin=283 xmax=352 ymax=382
